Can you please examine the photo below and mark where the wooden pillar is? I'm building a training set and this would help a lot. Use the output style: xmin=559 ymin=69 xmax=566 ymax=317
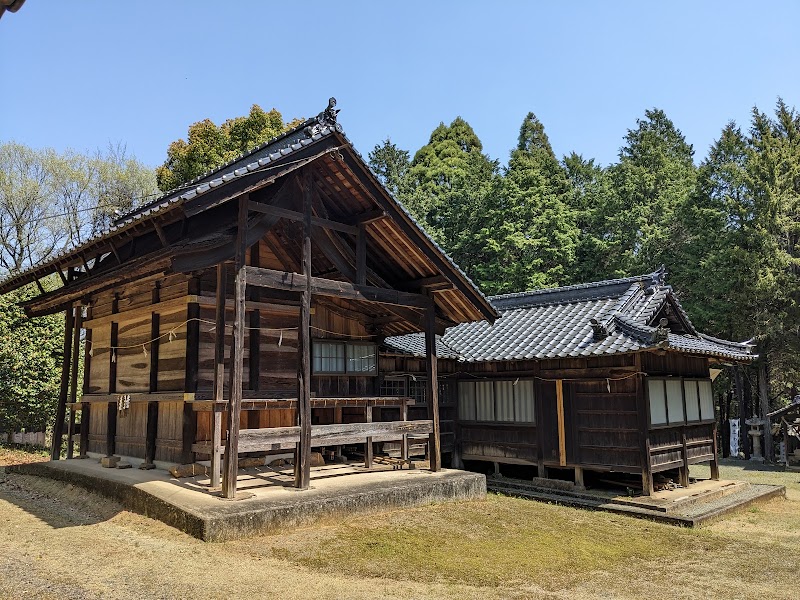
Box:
xmin=106 ymin=321 xmax=118 ymax=457
xmin=636 ymin=357 xmax=653 ymax=495
xmin=182 ymin=277 xmax=200 ymax=464
xmin=78 ymin=305 xmax=92 ymax=459
xmin=555 ymin=379 xmax=567 ymax=467
xmin=211 ymin=263 xmax=227 ymax=489
xmin=295 ymin=170 xmax=313 ymax=490
xmin=758 ymin=360 xmax=773 ymax=462
xmin=679 ymin=429 xmax=690 ymax=487
xmin=66 ymin=307 xmax=82 ymax=459
xmin=710 ymin=421 xmax=720 ymax=480
xmin=222 ymin=197 xmax=248 ymax=498
xmin=425 ymin=303 xmax=441 ymax=472
xmin=142 ymin=312 xmax=160 ymax=470
xmin=365 ymin=402 xmax=373 ymax=469
xmin=51 ymin=307 xmax=75 ymax=460
xmin=401 ymin=400 xmax=409 ymax=465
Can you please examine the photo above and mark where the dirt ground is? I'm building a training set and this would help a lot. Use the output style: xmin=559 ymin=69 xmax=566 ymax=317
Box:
xmin=0 ymin=450 xmax=798 ymax=599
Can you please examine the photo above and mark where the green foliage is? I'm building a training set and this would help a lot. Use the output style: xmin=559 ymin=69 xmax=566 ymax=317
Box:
xmin=0 ymin=285 xmax=63 ymax=433
xmin=605 ymin=108 xmax=698 ymax=274
xmin=156 ymin=105 xmax=301 ymax=191
xmin=403 ymin=118 xmax=500 ymax=285
xmin=368 ymin=138 xmax=410 ymax=198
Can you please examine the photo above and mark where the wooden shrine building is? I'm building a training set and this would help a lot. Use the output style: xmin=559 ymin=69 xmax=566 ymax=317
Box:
xmin=383 ymin=270 xmax=756 ymax=495
xmin=0 ymin=99 xmax=497 ymax=498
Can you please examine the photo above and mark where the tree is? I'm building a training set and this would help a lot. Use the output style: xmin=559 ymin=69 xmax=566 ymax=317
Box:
xmin=489 ymin=113 xmax=579 ymax=292
xmin=0 ymin=142 xmax=157 ymax=276
xmin=0 ymin=285 xmax=63 ymax=433
xmin=156 ymin=105 xmax=301 ymax=191
xmin=368 ymin=138 xmax=410 ymax=198
xmin=606 ymin=109 xmax=697 ymax=274
xmin=404 ymin=117 xmax=499 ymax=285
xmin=563 ymin=153 xmax=620 ymax=283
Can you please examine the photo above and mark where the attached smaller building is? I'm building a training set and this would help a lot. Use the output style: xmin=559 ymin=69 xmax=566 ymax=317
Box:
xmin=384 ymin=269 xmax=755 ymax=494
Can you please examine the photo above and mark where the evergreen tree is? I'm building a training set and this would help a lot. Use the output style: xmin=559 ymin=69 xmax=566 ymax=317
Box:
xmin=563 ymin=153 xmax=620 ymax=283
xmin=490 ymin=113 xmax=579 ymax=292
xmin=607 ymin=109 xmax=697 ymax=273
xmin=404 ymin=118 xmax=499 ymax=285
xmin=368 ymin=138 xmax=410 ymax=199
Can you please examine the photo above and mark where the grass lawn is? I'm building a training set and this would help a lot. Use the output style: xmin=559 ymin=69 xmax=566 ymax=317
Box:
xmin=1 ymin=447 xmax=798 ymax=599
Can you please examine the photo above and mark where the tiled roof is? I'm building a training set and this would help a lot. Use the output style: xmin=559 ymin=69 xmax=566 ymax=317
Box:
xmin=385 ymin=271 xmax=755 ymax=363
xmin=0 ymin=99 xmax=492 ymax=317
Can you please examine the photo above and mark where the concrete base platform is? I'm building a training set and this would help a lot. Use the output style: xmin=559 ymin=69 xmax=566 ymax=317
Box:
xmin=10 ymin=459 xmax=486 ymax=541
xmin=487 ymin=476 xmax=785 ymax=526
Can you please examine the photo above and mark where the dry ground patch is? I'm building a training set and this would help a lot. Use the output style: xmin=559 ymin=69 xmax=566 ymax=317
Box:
xmin=0 ymin=448 xmax=798 ymax=599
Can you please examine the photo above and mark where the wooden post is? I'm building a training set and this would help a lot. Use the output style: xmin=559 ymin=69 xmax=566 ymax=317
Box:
xmin=758 ymin=360 xmax=773 ymax=462
xmin=710 ymin=421 xmax=720 ymax=480
xmin=401 ymin=400 xmax=409 ymax=465
xmin=79 ymin=305 xmax=92 ymax=459
xmin=51 ymin=307 xmax=75 ymax=460
xmin=555 ymin=379 xmax=567 ymax=467
xmin=211 ymin=263 xmax=227 ymax=489
xmin=574 ymin=466 xmax=585 ymax=488
xmin=365 ymin=402 xmax=373 ymax=468
xmin=295 ymin=170 xmax=313 ymax=490
xmin=636 ymin=357 xmax=653 ymax=495
xmin=66 ymin=307 xmax=82 ymax=459
xmin=222 ymin=197 xmax=248 ymax=498
xmin=106 ymin=321 xmax=118 ymax=457
xmin=679 ymin=429 xmax=690 ymax=487
xmin=425 ymin=303 xmax=441 ymax=472
xmin=142 ymin=312 xmax=160 ymax=469
xmin=182 ymin=277 xmax=200 ymax=464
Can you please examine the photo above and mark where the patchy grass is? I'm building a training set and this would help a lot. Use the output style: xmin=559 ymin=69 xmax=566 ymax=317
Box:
xmin=1 ymin=456 xmax=798 ymax=598
xmin=0 ymin=442 xmax=49 ymax=467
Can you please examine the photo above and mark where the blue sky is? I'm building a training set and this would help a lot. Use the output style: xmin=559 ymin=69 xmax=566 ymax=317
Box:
xmin=2 ymin=1 xmax=799 ymax=171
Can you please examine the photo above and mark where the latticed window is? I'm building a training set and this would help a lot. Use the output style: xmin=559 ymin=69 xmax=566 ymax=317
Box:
xmin=648 ymin=378 xmax=714 ymax=426
xmin=347 ymin=343 xmax=377 ymax=373
xmin=380 ymin=377 xmax=406 ymax=397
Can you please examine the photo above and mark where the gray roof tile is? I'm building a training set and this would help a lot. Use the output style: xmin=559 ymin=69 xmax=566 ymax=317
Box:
xmin=385 ymin=271 xmax=755 ymax=363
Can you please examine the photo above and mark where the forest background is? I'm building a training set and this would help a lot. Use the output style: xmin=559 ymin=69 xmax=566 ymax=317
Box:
xmin=1 ymin=100 xmax=798 ymax=458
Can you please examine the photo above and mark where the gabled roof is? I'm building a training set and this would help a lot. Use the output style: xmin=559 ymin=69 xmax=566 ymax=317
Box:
xmin=385 ymin=269 xmax=756 ymax=363
xmin=0 ymin=99 xmax=496 ymax=328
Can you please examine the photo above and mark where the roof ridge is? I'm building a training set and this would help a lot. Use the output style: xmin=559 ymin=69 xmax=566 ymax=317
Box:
xmin=489 ymin=273 xmax=652 ymax=302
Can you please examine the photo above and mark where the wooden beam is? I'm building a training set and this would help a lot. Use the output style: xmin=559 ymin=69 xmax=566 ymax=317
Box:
xmin=344 ymin=208 xmax=387 ymax=226
xmin=51 ymin=307 xmax=75 ymax=460
xmin=356 ymin=223 xmax=367 ymax=286
xmin=243 ymin=266 xmax=433 ymax=309
xmin=295 ymin=169 xmax=313 ymax=490
xmin=193 ymin=420 xmax=434 ymax=454
xmin=153 ymin=221 xmax=169 ymax=247
xmin=211 ymin=263 xmax=226 ymax=489
xmin=66 ymin=307 xmax=82 ymax=459
xmin=222 ymin=196 xmax=248 ymax=499
xmin=425 ymin=304 xmax=441 ymax=472
xmin=248 ymin=201 xmax=359 ymax=235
